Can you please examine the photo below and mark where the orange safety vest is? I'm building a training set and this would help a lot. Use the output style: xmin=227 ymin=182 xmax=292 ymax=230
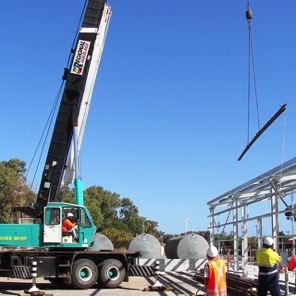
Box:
xmin=288 ymin=255 xmax=296 ymax=271
xmin=62 ymin=219 xmax=75 ymax=234
xmin=206 ymin=259 xmax=227 ymax=296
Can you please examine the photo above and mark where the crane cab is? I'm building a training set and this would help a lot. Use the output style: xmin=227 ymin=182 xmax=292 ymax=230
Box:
xmin=0 ymin=203 xmax=96 ymax=249
xmin=43 ymin=202 xmax=96 ymax=248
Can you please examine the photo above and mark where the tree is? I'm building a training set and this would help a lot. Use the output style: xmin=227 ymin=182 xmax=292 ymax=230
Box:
xmin=144 ymin=220 xmax=164 ymax=240
xmin=102 ymin=228 xmax=133 ymax=249
xmin=0 ymin=158 xmax=165 ymax=241
xmin=119 ymin=197 xmax=139 ymax=224
xmin=118 ymin=198 xmax=164 ymax=238
xmin=196 ymin=230 xmax=210 ymax=242
xmin=0 ymin=159 xmax=35 ymax=222
xmin=119 ymin=198 xmax=144 ymax=235
xmin=248 ymin=236 xmax=258 ymax=250
xmin=83 ymin=186 xmax=120 ymax=230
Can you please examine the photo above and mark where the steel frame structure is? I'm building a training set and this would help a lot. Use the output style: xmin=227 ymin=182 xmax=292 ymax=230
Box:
xmin=208 ymin=157 xmax=296 ymax=277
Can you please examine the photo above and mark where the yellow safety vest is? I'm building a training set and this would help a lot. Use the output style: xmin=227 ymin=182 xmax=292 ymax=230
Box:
xmin=256 ymin=247 xmax=282 ymax=275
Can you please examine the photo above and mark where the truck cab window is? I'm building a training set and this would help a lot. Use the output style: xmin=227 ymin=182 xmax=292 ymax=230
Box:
xmin=45 ymin=208 xmax=60 ymax=225
xmin=80 ymin=208 xmax=91 ymax=228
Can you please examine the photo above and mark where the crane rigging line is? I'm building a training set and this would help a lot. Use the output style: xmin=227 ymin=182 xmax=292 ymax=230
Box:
xmin=25 ymin=83 xmax=65 ymax=192
xmin=238 ymin=3 xmax=287 ymax=161
xmin=246 ymin=3 xmax=260 ymax=143
xmin=280 ymin=110 xmax=287 ymax=180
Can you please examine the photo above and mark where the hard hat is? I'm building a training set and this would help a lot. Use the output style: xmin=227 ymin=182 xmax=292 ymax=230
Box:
xmin=263 ymin=236 xmax=274 ymax=246
xmin=67 ymin=213 xmax=74 ymax=218
xmin=207 ymin=246 xmax=218 ymax=257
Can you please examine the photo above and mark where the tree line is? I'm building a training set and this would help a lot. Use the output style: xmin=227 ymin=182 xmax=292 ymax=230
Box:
xmin=0 ymin=158 xmax=166 ymax=248
xmin=1 ymin=158 xmax=289 ymax=251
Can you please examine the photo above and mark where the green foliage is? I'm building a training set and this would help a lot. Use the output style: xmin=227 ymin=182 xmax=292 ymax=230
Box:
xmin=0 ymin=158 xmax=167 ymax=242
xmin=144 ymin=220 xmax=165 ymax=240
xmin=3 ymin=158 xmax=284 ymax=252
xmin=102 ymin=228 xmax=133 ymax=249
xmin=248 ymin=236 xmax=258 ymax=249
xmin=58 ymin=186 xmax=74 ymax=203
xmin=119 ymin=197 xmax=139 ymax=224
xmin=118 ymin=197 xmax=143 ymax=235
xmin=83 ymin=186 xmax=120 ymax=230
xmin=57 ymin=186 xmax=165 ymax=240
xmin=196 ymin=230 xmax=210 ymax=242
xmin=0 ymin=159 xmax=35 ymax=222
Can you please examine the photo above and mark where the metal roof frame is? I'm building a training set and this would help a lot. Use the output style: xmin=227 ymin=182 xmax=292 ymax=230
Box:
xmin=208 ymin=157 xmax=296 ymax=210
xmin=207 ymin=157 xmax=296 ymax=277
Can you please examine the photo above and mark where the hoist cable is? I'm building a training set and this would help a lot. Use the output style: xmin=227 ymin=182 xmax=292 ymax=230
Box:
xmin=238 ymin=5 xmax=287 ymax=161
xmin=247 ymin=20 xmax=251 ymax=143
xmin=246 ymin=3 xmax=261 ymax=145
xmin=250 ymin=29 xmax=261 ymax=131
xmin=280 ymin=109 xmax=287 ymax=187
xmin=275 ymin=110 xmax=291 ymax=220
xmin=25 ymin=83 xmax=65 ymax=192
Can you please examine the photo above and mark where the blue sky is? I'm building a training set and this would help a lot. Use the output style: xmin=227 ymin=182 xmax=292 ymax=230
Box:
xmin=1 ymin=1 xmax=296 ymax=235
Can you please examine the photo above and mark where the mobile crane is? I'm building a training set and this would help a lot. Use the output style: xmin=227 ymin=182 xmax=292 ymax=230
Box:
xmin=0 ymin=0 xmax=141 ymax=289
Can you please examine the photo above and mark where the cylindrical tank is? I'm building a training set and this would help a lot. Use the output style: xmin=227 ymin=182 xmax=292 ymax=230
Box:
xmin=90 ymin=233 xmax=114 ymax=251
xmin=127 ymin=233 xmax=162 ymax=259
xmin=165 ymin=234 xmax=209 ymax=259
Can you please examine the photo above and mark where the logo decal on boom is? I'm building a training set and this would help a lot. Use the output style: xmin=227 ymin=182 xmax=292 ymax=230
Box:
xmin=70 ymin=40 xmax=90 ymax=75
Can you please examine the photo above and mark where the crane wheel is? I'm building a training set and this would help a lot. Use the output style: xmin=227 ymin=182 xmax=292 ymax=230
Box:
xmin=71 ymin=259 xmax=98 ymax=289
xmin=97 ymin=259 xmax=126 ymax=288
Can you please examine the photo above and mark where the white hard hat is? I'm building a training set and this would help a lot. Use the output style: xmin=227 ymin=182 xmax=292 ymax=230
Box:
xmin=67 ymin=213 xmax=74 ymax=218
xmin=207 ymin=246 xmax=218 ymax=257
xmin=263 ymin=236 xmax=274 ymax=246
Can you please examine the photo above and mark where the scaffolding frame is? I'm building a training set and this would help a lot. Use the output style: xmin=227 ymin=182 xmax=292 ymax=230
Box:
xmin=208 ymin=157 xmax=296 ymax=277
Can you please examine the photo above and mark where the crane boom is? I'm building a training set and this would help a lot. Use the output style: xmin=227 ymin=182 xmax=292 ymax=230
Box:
xmin=17 ymin=0 xmax=111 ymax=217
xmin=63 ymin=4 xmax=111 ymax=187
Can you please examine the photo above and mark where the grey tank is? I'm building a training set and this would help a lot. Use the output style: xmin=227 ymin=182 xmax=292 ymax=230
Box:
xmin=127 ymin=233 xmax=162 ymax=259
xmin=90 ymin=233 xmax=114 ymax=251
xmin=165 ymin=234 xmax=208 ymax=259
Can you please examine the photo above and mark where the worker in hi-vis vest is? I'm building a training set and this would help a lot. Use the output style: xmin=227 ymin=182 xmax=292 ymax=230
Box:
xmin=204 ymin=245 xmax=227 ymax=296
xmin=256 ymin=236 xmax=282 ymax=296
xmin=288 ymin=254 xmax=296 ymax=271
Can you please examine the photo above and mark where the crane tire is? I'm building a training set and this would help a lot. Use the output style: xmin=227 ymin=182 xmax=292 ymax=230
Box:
xmin=97 ymin=259 xmax=126 ymax=288
xmin=71 ymin=259 xmax=98 ymax=289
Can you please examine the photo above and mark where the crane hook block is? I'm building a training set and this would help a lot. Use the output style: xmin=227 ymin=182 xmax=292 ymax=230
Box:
xmin=246 ymin=8 xmax=253 ymax=21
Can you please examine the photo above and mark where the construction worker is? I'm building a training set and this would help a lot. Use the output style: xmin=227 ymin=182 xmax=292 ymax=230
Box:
xmin=62 ymin=212 xmax=78 ymax=240
xmin=287 ymin=253 xmax=296 ymax=271
xmin=255 ymin=236 xmax=282 ymax=296
xmin=204 ymin=245 xmax=227 ymax=296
